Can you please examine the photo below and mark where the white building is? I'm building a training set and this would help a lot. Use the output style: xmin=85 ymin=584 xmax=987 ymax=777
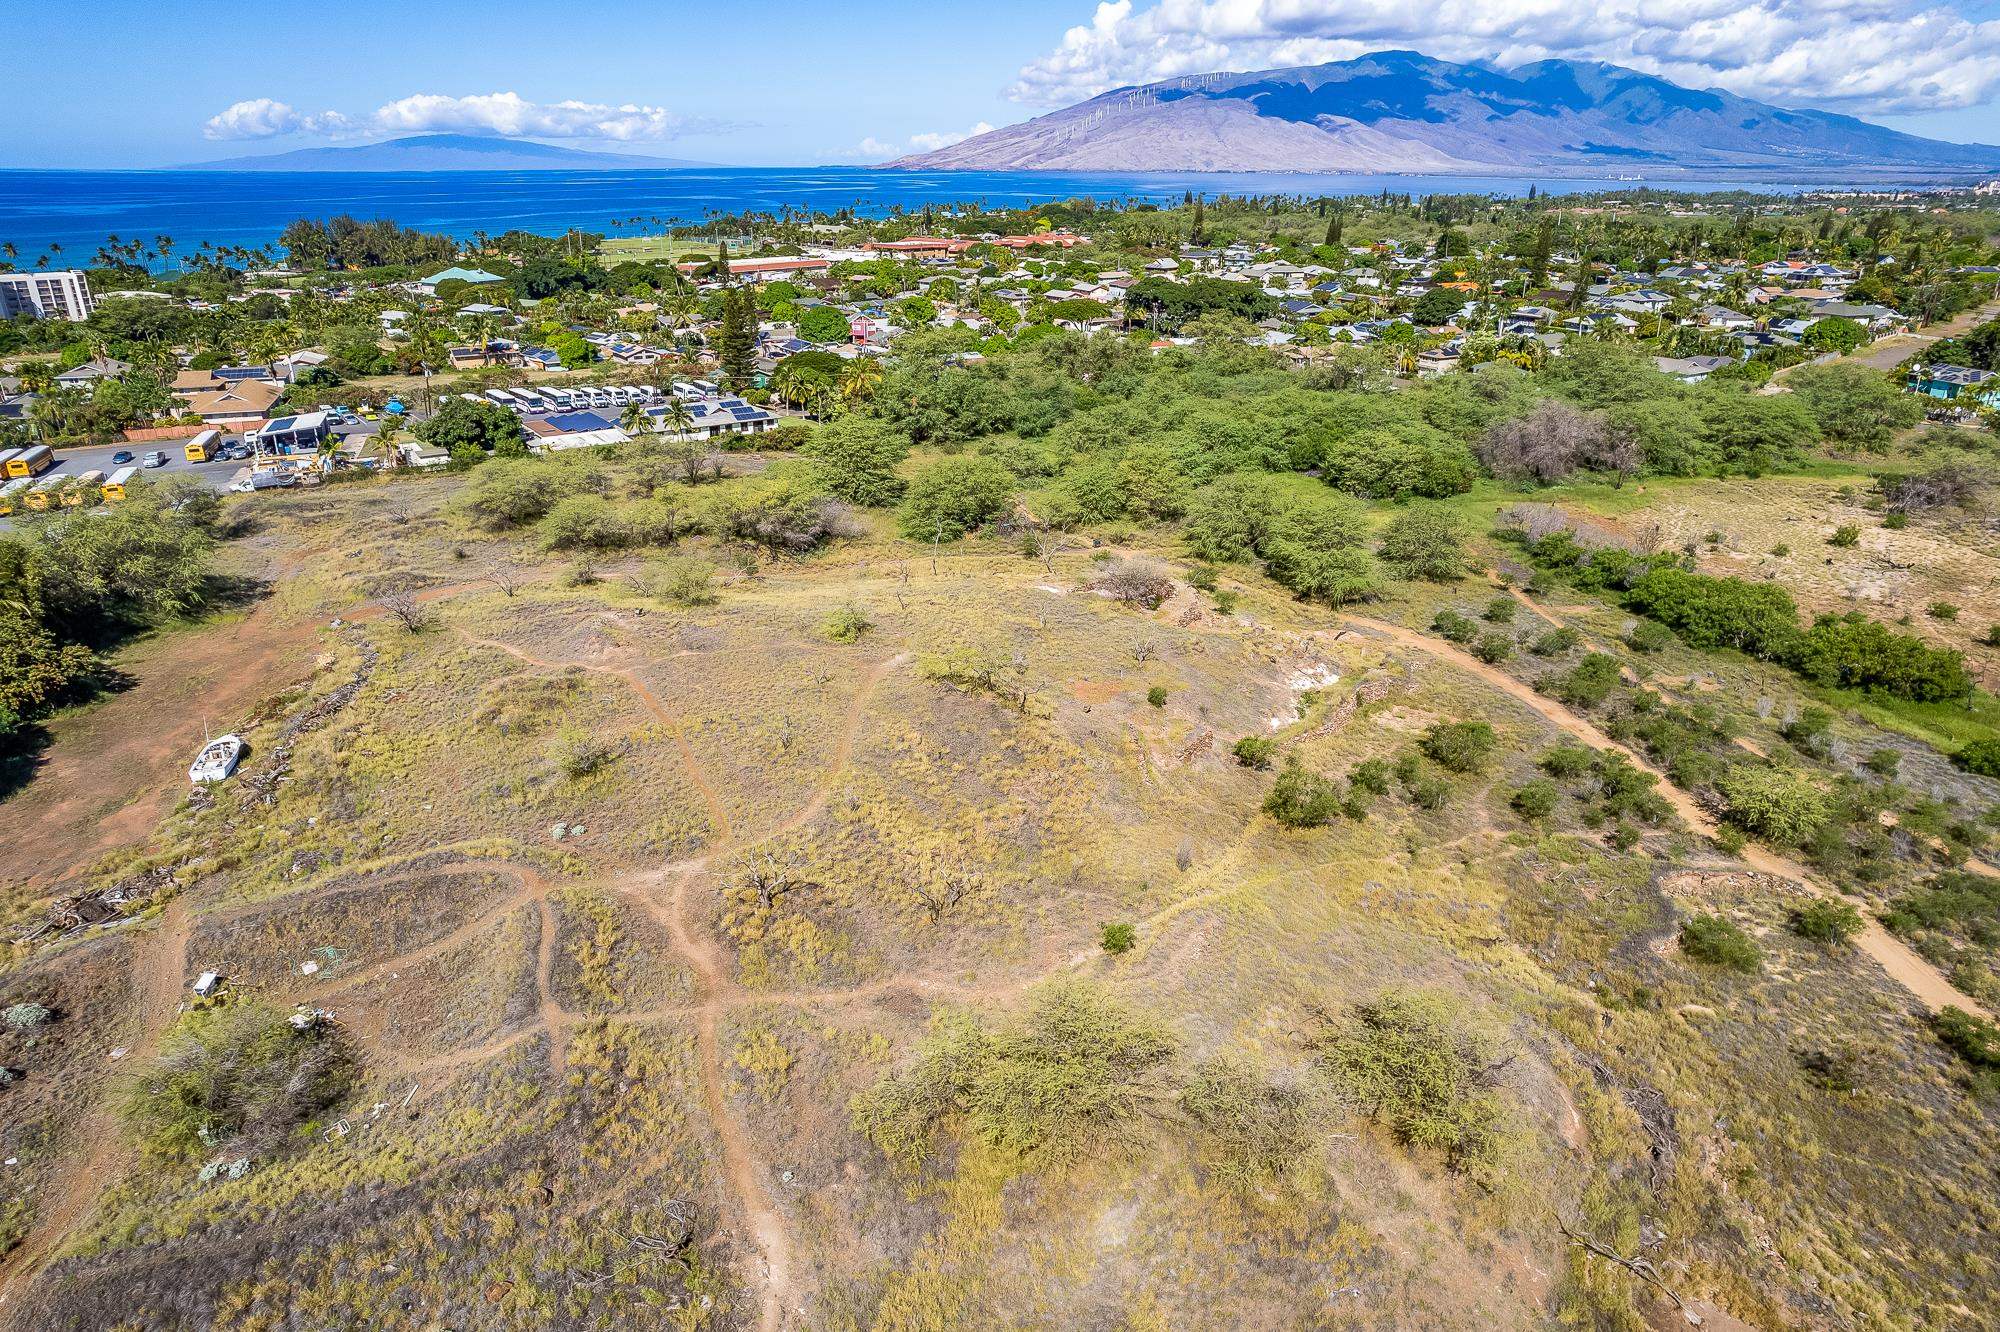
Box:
xmin=0 ymin=269 xmax=96 ymax=321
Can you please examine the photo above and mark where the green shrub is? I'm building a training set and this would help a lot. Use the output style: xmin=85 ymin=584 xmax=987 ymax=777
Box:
xmin=821 ymin=605 xmax=871 ymax=643
xmin=1625 ymin=620 xmax=1675 ymax=654
xmin=1146 ymin=685 xmax=1168 ymax=708
xmin=553 ymin=726 xmax=617 ymax=780
xmin=1679 ymin=914 xmax=1761 ymax=973
xmin=118 ymin=1004 xmax=358 ymax=1163
xmin=897 ymin=455 xmax=1016 ymax=541
xmin=849 ymin=981 xmax=1175 ymax=1168
xmin=1781 ymin=705 xmax=1835 ymax=757
xmin=1100 ymin=922 xmax=1137 ymax=955
xmin=1511 ymin=779 xmax=1560 ymax=822
xmin=1529 ymin=626 xmax=1581 ymax=656
xmin=2 ymin=1003 xmax=52 ymax=1031
xmin=1231 ymin=736 xmax=1276 ymax=769
xmin=1789 ymin=900 xmax=1864 ymax=944
xmin=1409 ymin=777 xmax=1452 ymax=810
xmin=1549 ymin=653 xmax=1623 ymax=709
xmin=1420 ymin=721 xmax=1497 ymax=774
xmin=638 ymin=556 xmax=718 ymax=607
xmin=1540 ymin=744 xmax=1594 ymax=780
xmin=1185 ymin=563 xmax=1219 ymax=592
xmin=1350 ymin=758 xmax=1391 ymax=795
xmin=1881 ymin=870 xmax=2000 ymax=936
xmin=1378 ymin=505 xmax=1468 ymax=582
xmin=1952 ymin=740 xmax=2000 ymax=779
xmin=1317 ymin=991 xmax=1501 ymax=1176
xmin=1828 ymin=524 xmax=1861 ymax=548
xmin=1882 ymin=510 xmax=1910 ymax=530
xmin=1931 ymin=1007 xmax=2000 ymax=1090
xmin=1470 ymin=631 xmax=1513 ymax=664
xmin=1863 ymin=748 xmax=1901 ymax=778
xmin=1431 ymin=609 xmax=1479 ymax=644
xmin=1264 ymin=759 xmax=1341 ymax=828
xmin=1180 ymin=1056 xmax=1320 ymax=1186
xmin=1927 ymin=602 xmax=1959 ymax=621
xmin=1718 ymin=764 xmax=1832 ymax=846
xmin=1484 ymin=596 xmax=1516 ymax=624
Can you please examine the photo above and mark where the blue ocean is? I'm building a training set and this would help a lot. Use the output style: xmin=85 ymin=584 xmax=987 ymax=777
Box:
xmin=0 ymin=166 xmax=1823 ymax=265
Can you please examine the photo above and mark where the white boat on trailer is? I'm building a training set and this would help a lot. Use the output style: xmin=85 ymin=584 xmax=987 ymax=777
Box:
xmin=189 ymin=734 xmax=245 ymax=784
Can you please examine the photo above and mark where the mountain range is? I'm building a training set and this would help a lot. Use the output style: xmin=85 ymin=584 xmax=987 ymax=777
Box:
xmin=189 ymin=133 xmax=713 ymax=172
xmin=889 ymin=51 xmax=2000 ymax=175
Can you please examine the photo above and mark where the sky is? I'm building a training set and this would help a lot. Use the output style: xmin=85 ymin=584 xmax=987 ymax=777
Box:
xmin=4 ymin=0 xmax=1999 ymax=168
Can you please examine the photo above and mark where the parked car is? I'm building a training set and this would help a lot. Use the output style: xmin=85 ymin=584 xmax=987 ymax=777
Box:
xmin=217 ymin=444 xmax=251 ymax=461
xmin=111 ymin=449 xmax=135 ymax=464
xmin=141 ymin=450 xmax=169 ymax=468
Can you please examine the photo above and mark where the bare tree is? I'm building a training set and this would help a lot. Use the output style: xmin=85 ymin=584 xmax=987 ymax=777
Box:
xmin=377 ymin=584 xmax=435 ymax=633
xmin=738 ymin=849 xmax=816 ymax=913
xmin=486 ymin=558 xmax=526 ymax=597
xmin=1479 ymin=400 xmax=1639 ymax=486
xmin=1093 ymin=557 xmax=1176 ymax=610
xmin=909 ymin=865 xmax=974 ymax=925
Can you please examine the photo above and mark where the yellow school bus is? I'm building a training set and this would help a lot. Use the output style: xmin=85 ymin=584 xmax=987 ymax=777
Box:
xmin=61 ymin=470 xmax=105 ymax=506
xmin=5 ymin=444 xmax=54 ymax=478
xmin=0 ymin=477 xmax=30 ymax=514
xmin=102 ymin=465 xmax=138 ymax=502
xmin=184 ymin=429 xmax=219 ymax=463
xmin=23 ymin=474 xmax=67 ymax=511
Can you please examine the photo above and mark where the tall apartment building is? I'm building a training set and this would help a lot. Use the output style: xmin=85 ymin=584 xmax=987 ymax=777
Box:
xmin=0 ymin=269 xmax=96 ymax=321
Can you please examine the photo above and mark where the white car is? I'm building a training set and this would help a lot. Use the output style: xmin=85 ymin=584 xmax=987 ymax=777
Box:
xmin=142 ymin=450 xmax=169 ymax=468
xmin=189 ymin=734 xmax=244 ymax=783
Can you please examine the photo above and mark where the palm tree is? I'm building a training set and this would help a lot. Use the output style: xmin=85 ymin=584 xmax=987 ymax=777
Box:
xmin=619 ymin=400 xmax=651 ymax=436
xmin=837 ymin=357 xmax=882 ymax=405
xmin=656 ymin=395 xmax=695 ymax=440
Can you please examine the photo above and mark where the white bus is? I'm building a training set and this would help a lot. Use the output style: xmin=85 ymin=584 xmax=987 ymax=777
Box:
xmin=484 ymin=389 xmax=519 ymax=408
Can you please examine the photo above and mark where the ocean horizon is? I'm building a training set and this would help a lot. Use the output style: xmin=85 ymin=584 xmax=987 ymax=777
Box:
xmin=0 ymin=165 xmax=1857 ymax=268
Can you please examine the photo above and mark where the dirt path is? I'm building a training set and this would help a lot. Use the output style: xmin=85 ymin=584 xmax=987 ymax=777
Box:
xmin=607 ymin=647 xmax=909 ymax=1332
xmin=535 ymin=896 xmax=571 ymax=1073
xmin=458 ymin=630 xmax=735 ymax=842
xmin=1339 ymin=614 xmax=1991 ymax=1020
xmin=0 ymin=899 xmax=191 ymax=1318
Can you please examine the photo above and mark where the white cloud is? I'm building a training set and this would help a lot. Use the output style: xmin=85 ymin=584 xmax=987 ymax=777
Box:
xmin=203 ymin=99 xmax=298 ymax=140
xmin=907 ymin=122 xmax=997 ymax=152
xmin=1008 ymin=0 xmax=2000 ymax=116
xmin=203 ymin=91 xmax=711 ymax=143
xmin=850 ymin=123 xmax=1000 ymax=160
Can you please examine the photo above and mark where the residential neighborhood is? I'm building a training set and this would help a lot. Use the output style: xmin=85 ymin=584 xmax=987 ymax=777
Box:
xmin=2 ymin=189 xmax=1996 ymax=511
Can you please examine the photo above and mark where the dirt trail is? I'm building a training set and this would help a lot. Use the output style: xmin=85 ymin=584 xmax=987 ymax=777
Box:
xmin=617 ymin=647 xmax=909 ymax=1332
xmin=459 ymin=630 xmax=735 ymax=841
xmin=1339 ymin=614 xmax=1991 ymax=1020
xmin=535 ymin=896 xmax=571 ymax=1073
xmin=0 ymin=899 xmax=191 ymax=1318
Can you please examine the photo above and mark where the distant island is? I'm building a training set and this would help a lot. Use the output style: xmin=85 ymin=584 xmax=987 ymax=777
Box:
xmin=187 ymin=132 xmax=716 ymax=172
xmin=890 ymin=49 xmax=2000 ymax=176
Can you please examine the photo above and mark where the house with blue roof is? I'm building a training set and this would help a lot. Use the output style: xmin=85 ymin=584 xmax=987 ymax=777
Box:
xmin=419 ymin=267 xmax=507 ymax=296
